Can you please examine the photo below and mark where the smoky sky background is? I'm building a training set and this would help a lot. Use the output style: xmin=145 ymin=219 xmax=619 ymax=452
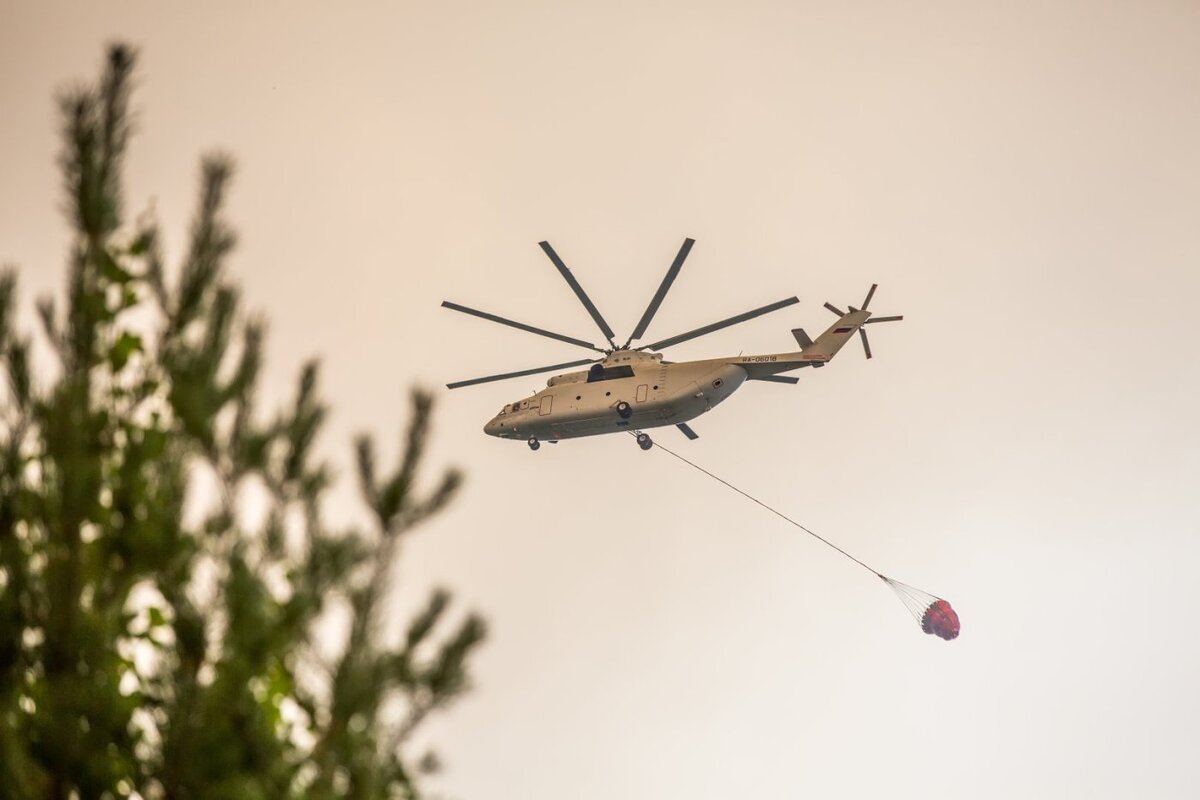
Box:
xmin=3 ymin=2 xmax=1199 ymax=797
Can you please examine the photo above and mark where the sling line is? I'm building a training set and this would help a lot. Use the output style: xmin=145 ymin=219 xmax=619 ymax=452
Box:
xmin=641 ymin=433 xmax=884 ymax=580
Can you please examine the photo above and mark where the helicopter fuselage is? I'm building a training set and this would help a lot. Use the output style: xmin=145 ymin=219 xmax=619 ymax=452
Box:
xmin=483 ymin=348 xmax=824 ymax=443
xmin=445 ymin=239 xmax=900 ymax=448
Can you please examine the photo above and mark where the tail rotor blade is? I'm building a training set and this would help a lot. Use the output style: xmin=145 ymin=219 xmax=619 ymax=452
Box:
xmin=824 ymin=286 xmax=899 ymax=359
xmin=862 ymin=283 xmax=878 ymax=310
xmin=539 ymin=241 xmax=617 ymax=349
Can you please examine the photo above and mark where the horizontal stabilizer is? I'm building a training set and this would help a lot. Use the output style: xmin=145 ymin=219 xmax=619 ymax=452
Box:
xmin=750 ymin=374 xmax=800 ymax=384
xmin=676 ymin=422 xmax=700 ymax=440
xmin=791 ymin=327 xmax=813 ymax=349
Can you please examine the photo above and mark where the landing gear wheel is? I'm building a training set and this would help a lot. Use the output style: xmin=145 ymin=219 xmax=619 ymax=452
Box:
xmin=528 ymin=437 xmax=540 ymax=451
xmin=636 ymin=432 xmax=653 ymax=451
xmin=616 ymin=400 xmax=632 ymax=419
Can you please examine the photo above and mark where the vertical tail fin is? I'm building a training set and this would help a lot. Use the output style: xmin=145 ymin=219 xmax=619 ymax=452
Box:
xmin=801 ymin=309 xmax=872 ymax=362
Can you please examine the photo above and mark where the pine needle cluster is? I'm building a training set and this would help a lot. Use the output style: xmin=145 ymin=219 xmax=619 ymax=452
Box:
xmin=0 ymin=44 xmax=485 ymax=800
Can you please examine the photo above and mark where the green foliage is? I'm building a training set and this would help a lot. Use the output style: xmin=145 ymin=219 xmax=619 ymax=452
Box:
xmin=0 ymin=44 xmax=485 ymax=800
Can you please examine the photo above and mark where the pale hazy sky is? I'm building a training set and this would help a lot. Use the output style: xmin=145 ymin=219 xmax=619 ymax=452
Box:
xmin=3 ymin=2 xmax=1199 ymax=797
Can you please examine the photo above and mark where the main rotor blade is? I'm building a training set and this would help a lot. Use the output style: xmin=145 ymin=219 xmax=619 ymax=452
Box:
xmin=441 ymin=301 xmax=603 ymax=352
xmin=539 ymin=241 xmax=617 ymax=348
xmin=859 ymin=327 xmax=873 ymax=359
xmin=640 ymin=296 xmax=800 ymax=351
xmin=446 ymin=358 xmax=597 ymax=390
xmin=863 ymin=315 xmax=903 ymax=324
xmin=627 ymin=238 xmax=694 ymax=345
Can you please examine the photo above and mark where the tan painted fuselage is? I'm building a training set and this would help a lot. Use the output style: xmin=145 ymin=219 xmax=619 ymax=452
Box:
xmin=483 ymin=347 xmax=827 ymax=442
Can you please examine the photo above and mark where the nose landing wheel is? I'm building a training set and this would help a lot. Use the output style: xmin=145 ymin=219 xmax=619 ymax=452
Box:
xmin=636 ymin=432 xmax=653 ymax=451
xmin=528 ymin=437 xmax=540 ymax=451
xmin=616 ymin=401 xmax=633 ymax=419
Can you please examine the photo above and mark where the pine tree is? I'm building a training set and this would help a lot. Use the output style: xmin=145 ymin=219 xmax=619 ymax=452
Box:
xmin=0 ymin=43 xmax=485 ymax=800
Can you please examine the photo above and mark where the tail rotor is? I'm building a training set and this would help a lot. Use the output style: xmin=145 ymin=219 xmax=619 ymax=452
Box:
xmin=826 ymin=283 xmax=903 ymax=359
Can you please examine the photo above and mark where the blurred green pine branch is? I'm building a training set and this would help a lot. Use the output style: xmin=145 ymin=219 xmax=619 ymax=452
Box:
xmin=0 ymin=43 xmax=485 ymax=800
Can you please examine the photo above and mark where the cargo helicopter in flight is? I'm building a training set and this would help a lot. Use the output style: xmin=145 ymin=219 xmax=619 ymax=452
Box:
xmin=443 ymin=239 xmax=901 ymax=451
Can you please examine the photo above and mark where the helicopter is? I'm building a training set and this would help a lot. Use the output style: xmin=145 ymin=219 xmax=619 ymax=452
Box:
xmin=443 ymin=239 xmax=902 ymax=451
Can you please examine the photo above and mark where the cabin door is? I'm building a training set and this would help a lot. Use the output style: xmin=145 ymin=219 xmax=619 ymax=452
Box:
xmin=539 ymin=395 xmax=553 ymax=415
xmin=636 ymin=384 xmax=649 ymax=402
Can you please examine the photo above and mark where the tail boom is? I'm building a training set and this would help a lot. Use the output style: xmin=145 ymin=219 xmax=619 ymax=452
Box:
xmin=732 ymin=309 xmax=872 ymax=378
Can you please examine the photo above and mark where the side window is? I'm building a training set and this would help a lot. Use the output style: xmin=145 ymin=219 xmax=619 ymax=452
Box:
xmin=586 ymin=365 xmax=636 ymax=383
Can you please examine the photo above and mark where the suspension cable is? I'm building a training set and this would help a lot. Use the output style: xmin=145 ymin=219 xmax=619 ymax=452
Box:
xmin=640 ymin=433 xmax=884 ymax=579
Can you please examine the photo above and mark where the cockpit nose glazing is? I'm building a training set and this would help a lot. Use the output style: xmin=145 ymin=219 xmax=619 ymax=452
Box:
xmin=484 ymin=402 xmax=524 ymax=438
